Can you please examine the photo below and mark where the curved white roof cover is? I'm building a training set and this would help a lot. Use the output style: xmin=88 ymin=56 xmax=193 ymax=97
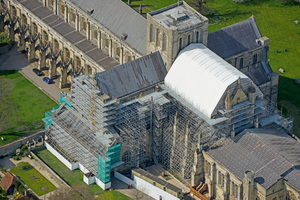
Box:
xmin=165 ymin=43 xmax=262 ymax=119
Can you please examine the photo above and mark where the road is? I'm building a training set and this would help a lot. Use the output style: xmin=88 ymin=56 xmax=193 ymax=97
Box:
xmin=0 ymin=44 xmax=62 ymax=103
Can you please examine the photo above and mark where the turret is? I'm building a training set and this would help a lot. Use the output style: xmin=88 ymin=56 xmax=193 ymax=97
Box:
xmin=243 ymin=170 xmax=255 ymax=200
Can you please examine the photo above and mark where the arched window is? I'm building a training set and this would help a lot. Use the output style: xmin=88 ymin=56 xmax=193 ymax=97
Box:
xmin=179 ymin=38 xmax=182 ymax=51
xmin=253 ymin=54 xmax=257 ymax=64
xmin=32 ymin=23 xmax=38 ymax=38
xmin=162 ymin=33 xmax=167 ymax=51
xmin=64 ymin=48 xmax=70 ymax=63
xmin=53 ymin=39 xmax=59 ymax=55
xmin=156 ymin=28 xmax=159 ymax=46
xmin=188 ymin=35 xmax=191 ymax=45
xmin=239 ymin=58 xmax=243 ymax=68
xmin=196 ymin=32 xmax=199 ymax=43
xmin=150 ymin=24 xmax=155 ymax=43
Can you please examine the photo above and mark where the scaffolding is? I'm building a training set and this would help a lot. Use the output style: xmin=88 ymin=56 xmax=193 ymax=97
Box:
xmin=154 ymin=93 xmax=224 ymax=182
xmin=46 ymin=104 xmax=120 ymax=180
xmin=115 ymin=100 xmax=149 ymax=168
xmin=45 ymin=74 xmax=289 ymax=186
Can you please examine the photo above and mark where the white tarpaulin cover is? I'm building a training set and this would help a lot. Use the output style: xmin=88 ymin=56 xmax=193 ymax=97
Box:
xmin=165 ymin=43 xmax=260 ymax=119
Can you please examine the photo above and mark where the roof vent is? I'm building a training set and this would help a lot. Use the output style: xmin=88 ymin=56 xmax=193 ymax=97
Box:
xmin=170 ymin=10 xmax=187 ymax=21
xmin=87 ymin=8 xmax=94 ymax=15
xmin=121 ymin=33 xmax=128 ymax=40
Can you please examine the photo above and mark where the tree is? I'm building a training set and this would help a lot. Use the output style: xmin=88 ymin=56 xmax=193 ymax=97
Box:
xmin=188 ymin=0 xmax=207 ymax=14
xmin=47 ymin=187 xmax=82 ymax=200
xmin=0 ymin=77 xmax=17 ymax=131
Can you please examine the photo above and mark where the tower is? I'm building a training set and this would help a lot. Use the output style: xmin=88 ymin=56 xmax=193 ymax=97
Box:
xmin=146 ymin=1 xmax=208 ymax=71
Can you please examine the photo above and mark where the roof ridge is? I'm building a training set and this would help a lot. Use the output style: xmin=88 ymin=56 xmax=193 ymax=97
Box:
xmin=210 ymin=16 xmax=257 ymax=34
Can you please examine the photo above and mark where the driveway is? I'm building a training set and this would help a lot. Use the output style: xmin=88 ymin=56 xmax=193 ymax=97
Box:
xmin=0 ymin=44 xmax=62 ymax=103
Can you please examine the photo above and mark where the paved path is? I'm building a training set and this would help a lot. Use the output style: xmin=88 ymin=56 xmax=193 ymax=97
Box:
xmin=0 ymin=44 xmax=62 ymax=103
xmin=9 ymin=146 xmax=70 ymax=200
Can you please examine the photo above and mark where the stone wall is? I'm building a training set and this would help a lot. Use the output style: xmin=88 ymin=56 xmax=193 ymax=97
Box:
xmin=0 ymin=131 xmax=44 ymax=157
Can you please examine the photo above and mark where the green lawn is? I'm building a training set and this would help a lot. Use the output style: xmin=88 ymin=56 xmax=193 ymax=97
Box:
xmin=122 ymin=0 xmax=178 ymax=11
xmin=0 ymin=71 xmax=57 ymax=146
xmin=96 ymin=190 xmax=131 ymax=200
xmin=33 ymin=147 xmax=131 ymax=199
xmin=10 ymin=162 xmax=56 ymax=196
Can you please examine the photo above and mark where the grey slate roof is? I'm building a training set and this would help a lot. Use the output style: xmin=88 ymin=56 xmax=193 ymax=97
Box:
xmin=19 ymin=0 xmax=119 ymax=70
xmin=207 ymin=129 xmax=300 ymax=189
xmin=70 ymin=0 xmax=147 ymax=55
xmin=95 ymin=52 xmax=167 ymax=99
xmin=245 ymin=67 xmax=269 ymax=85
xmin=285 ymin=168 xmax=300 ymax=191
xmin=207 ymin=16 xmax=261 ymax=59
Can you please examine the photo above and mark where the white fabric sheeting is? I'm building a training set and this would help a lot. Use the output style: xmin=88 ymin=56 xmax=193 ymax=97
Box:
xmin=165 ymin=43 xmax=262 ymax=119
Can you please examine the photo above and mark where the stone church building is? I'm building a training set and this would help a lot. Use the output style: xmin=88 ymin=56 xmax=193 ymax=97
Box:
xmin=1 ymin=0 xmax=297 ymax=199
xmin=0 ymin=0 xmax=277 ymax=105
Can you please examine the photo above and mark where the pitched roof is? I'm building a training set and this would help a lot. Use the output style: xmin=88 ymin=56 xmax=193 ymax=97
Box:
xmin=0 ymin=172 xmax=15 ymax=192
xmin=206 ymin=129 xmax=300 ymax=189
xmin=165 ymin=43 xmax=262 ymax=119
xmin=207 ymin=16 xmax=261 ymax=59
xmin=95 ymin=52 xmax=167 ymax=99
xmin=70 ymin=0 xmax=147 ymax=55
xmin=285 ymin=168 xmax=300 ymax=191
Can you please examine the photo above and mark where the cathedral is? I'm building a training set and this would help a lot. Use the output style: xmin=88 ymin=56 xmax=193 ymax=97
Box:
xmin=1 ymin=0 xmax=299 ymax=199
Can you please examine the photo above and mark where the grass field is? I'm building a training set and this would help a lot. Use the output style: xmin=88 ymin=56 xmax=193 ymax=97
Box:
xmin=10 ymin=162 xmax=56 ymax=196
xmin=122 ymin=0 xmax=178 ymax=11
xmin=0 ymin=71 xmax=57 ymax=146
xmin=33 ymin=147 xmax=130 ymax=200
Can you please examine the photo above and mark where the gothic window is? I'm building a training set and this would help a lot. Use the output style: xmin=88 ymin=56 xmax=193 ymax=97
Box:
xmin=150 ymin=24 xmax=155 ymax=43
xmin=53 ymin=39 xmax=59 ymax=55
xmin=162 ymin=33 xmax=167 ymax=51
xmin=70 ymin=11 xmax=76 ymax=24
xmin=32 ymin=23 xmax=38 ymax=38
xmin=196 ymin=31 xmax=199 ymax=43
xmin=253 ymin=54 xmax=257 ymax=64
xmin=64 ymin=48 xmax=70 ymax=63
xmin=179 ymin=38 xmax=182 ymax=51
xmin=21 ymin=14 xmax=27 ymax=30
xmin=156 ymin=28 xmax=159 ymax=46
xmin=221 ymin=174 xmax=225 ymax=187
xmin=11 ymin=6 xmax=17 ymax=21
xmin=92 ymin=29 xmax=98 ymax=40
xmin=218 ymin=171 xmax=221 ymax=185
xmin=42 ymin=31 xmax=49 ymax=45
xmin=188 ymin=34 xmax=191 ymax=45
xmin=240 ymin=58 xmax=244 ymax=68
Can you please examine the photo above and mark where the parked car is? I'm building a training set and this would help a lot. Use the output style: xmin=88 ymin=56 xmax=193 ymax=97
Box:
xmin=43 ymin=77 xmax=52 ymax=84
xmin=32 ymin=68 xmax=44 ymax=76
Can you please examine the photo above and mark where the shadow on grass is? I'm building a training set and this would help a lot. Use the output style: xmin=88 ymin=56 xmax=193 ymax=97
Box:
xmin=277 ymin=75 xmax=300 ymax=137
xmin=0 ymin=70 xmax=18 ymax=76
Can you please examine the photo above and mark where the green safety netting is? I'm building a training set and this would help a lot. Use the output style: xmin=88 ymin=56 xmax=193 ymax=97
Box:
xmin=59 ymin=93 xmax=72 ymax=108
xmin=45 ymin=94 xmax=71 ymax=130
xmin=98 ymin=144 xmax=121 ymax=184
xmin=45 ymin=105 xmax=60 ymax=130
